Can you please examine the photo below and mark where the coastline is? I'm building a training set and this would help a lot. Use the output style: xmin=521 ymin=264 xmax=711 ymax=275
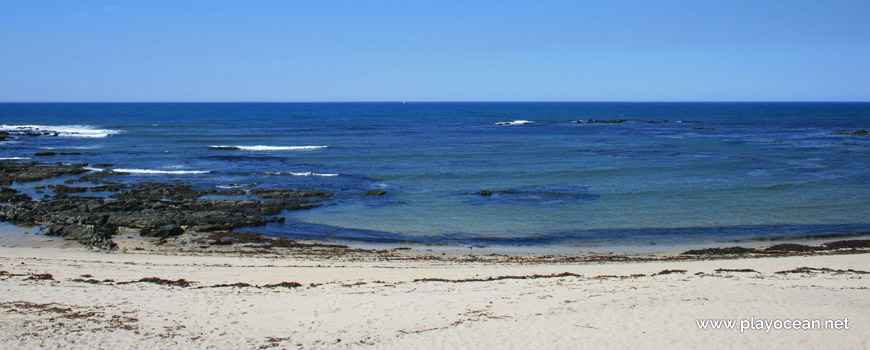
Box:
xmin=1 ymin=239 xmax=868 ymax=349
xmin=2 ymin=129 xmax=869 ymax=348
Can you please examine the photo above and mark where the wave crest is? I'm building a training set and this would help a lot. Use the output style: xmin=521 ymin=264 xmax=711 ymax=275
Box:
xmin=265 ymin=171 xmax=339 ymax=177
xmin=112 ymin=168 xmax=210 ymax=175
xmin=494 ymin=120 xmax=533 ymax=126
xmin=0 ymin=125 xmax=121 ymax=138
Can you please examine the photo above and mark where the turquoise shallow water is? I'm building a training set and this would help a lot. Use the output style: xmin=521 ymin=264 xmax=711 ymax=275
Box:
xmin=1 ymin=102 xmax=869 ymax=246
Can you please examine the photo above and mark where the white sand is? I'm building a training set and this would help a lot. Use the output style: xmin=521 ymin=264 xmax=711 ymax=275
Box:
xmin=1 ymin=246 xmax=868 ymax=349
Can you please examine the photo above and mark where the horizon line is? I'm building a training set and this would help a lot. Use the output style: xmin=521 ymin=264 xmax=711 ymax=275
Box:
xmin=2 ymin=100 xmax=869 ymax=104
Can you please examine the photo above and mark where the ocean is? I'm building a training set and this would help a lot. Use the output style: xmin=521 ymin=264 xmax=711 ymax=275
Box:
xmin=1 ymin=102 xmax=869 ymax=248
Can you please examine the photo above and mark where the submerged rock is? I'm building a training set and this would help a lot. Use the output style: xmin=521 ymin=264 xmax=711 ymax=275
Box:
xmin=365 ymin=190 xmax=387 ymax=196
xmin=558 ymin=119 xmax=628 ymax=124
xmin=249 ymin=189 xmax=327 ymax=199
xmin=833 ymin=129 xmax=868 ymax=136
xmin=469 ymin=186 xmax=596 ymax=203
xmin=585 ymin=119 xmax=627 ymax=124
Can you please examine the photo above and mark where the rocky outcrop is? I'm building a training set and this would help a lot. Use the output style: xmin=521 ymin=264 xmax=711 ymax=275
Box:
xmin=0 ymin=161 xmax=331 ymax=249
xmin=0 ymin=187 xmax=31 ymax=203
xmin=0 ymin=162 xmax=89 ymax=185
xmin=50 ymin=185 xmax=89 ymax=194
xmin=43 ymin=216 xmax=118 ymax=250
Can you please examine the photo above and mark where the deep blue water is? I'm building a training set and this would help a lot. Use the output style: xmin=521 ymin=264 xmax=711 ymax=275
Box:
xmin=2 ymin=102 xmax=869 ymax=247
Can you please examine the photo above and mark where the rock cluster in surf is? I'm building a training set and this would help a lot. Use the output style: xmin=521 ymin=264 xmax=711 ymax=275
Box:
xmin=0 ymin=161 xmax=330 ymax=249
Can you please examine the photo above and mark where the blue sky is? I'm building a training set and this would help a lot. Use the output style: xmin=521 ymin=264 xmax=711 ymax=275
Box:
xmin=1 ymin=0 xmax=868 ymax=102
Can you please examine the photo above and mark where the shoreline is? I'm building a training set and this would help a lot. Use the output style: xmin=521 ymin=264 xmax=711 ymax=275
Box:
xmin=4 ymin=220 xmax=870 ymax=264
xmin=4 ymin=217 xmax=870 ymax=258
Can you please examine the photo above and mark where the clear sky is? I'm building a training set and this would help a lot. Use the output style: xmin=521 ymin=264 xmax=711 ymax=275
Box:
xmin=1 ymin=0 xmax=868 ymax=102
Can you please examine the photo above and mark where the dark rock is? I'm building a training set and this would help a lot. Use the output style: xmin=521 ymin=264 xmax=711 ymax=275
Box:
xmin=51 ymin=185 xmax=89 ymax=194
xmin=34 ymin=152 xmax=57 ymax=157
xmin=215 ymin=189 xmax=246 ymax=196
xmin=0 ymin=161 xmax=330 ymax=249
xmin=0 ymin=187 xmax=31 ymax=203
xmin=365 ymin=190 xmax=387 ymax=196
xmin=42 ymin=221 xmax=118 ymax=250
xmin=140 ymin=225 xmax=185 ymax=238
xmin=111 ymin=182 xmax=204 ymax=201
xmin=478 ymin=190 xmax=493 ymax=196
xmin=1 ymin=161 xmax=89 ymax=184
xmin=89 ymin=184 xmax=127 ymax=192
xmin=64 ymin=171 xmax=120 ymax=184
xmin=833 ymin=129 xmax=868 ymax=136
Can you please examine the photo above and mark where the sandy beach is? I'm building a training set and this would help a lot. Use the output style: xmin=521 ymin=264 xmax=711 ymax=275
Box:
xmin=1 ymin=241 xmax=868 ymax=349
xmin=3 ymin=0 xmax=869 ymax=348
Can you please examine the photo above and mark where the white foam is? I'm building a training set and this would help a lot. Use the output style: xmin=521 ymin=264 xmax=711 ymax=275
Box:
xmin=210 ymin=145 xmax=328 ymax=151
xmin=265 ymin=171 xmax=339 ymax=177
xmin=0 ymin=157 xmax=30 ymax=160
xmin=0 ymin=125 xmax=121 ymax=138
xmin=494 ymin=120 xmax=533 ymax=125
xmin=112 ymin=168 xmax=210 ymax=175
xmin=83 ymin=167 xmax=104 ymax=172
